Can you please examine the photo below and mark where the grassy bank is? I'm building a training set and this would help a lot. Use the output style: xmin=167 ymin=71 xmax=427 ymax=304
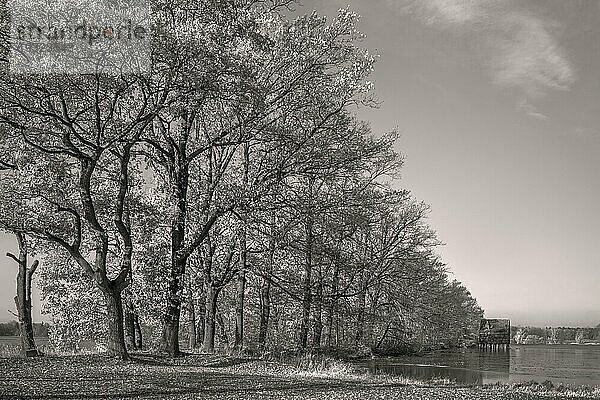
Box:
xmin=0 ymin=353 xmax=599 ymax=399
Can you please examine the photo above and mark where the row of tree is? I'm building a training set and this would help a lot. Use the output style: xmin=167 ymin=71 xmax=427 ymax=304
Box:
xmin=512 ymin=326 xmax=600 ymax=345
xmin=0 ymin=321 xmax=48 ymax=337
xmin=0 ymin=1 xmax=482 ymax=359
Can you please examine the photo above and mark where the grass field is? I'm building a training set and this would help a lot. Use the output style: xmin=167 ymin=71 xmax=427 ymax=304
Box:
xmin=1 ymin=353 xmax=599 ymax=399
xmin=0 ymin=336 xmax=52 ymax=357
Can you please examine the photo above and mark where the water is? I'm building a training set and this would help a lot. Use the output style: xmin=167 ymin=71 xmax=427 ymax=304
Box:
xmin=368 ymin=345 xmax=600 ymax=387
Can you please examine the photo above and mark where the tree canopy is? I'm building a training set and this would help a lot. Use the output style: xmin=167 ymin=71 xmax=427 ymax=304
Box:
xmin=0 ymin=1 xmax=482 ymax=358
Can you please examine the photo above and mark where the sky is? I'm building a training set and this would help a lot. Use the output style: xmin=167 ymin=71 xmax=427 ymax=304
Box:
xmin=1 ymin=0 xmax=599 ymax=327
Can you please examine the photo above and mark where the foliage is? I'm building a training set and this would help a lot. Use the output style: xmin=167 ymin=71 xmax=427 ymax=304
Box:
xmin=0 ymin=2 xmax=484 ymax=358
xmin=38 ymin=249 xmax=107 ymax=352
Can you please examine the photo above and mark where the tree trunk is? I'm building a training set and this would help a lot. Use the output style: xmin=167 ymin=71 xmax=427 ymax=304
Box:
xmin=300 ymin=268 xmax=312 ymax=348
xmin=335 ymin=312 xmax=340 ymax=347
xmin=217 ymin=309 xmax=229 ymax=346
xmin=162 ymin=277 xmax=182 ymax=356
xmin=8 ymin=232 xmax=39 ymax=357
xmin=162 ymin=252 xmax=187 ymax=357
xmin=258 ymin=278 xmax=271 ymax=350
xmin=312 ymin=271 xmax=323 ymax=348
xmin=233 ymin=218 xmax=247 ymax=352
xmin=124 ymin=297 xmax=137 ymax=350
xmin=161 ymin=130 xmax=190 ymax=357
xmin=201 ymin=286 xmax=219 ymax=353
xmin=124 ymin=308 xmax=135 ymax=350
xmin=355 ymin=272 xmax=367 ymax=347
xmin=258 ymin=222 xmax=275 ymax=351
xmin=134 ymin=314 xmax=142 ymax=350
xmin=326 ymin=264 xmax=339 ymax=347
xmin=375 ymin=320 xmax=393 ymax=350
xmin=234 ymin=142 xmax=249 ymax=353
xmin=299 ymin=213 xmax=313 ymax=349
xmin=272 ymin=303 xmax=280 ymax=347
xmin=197 ymin=289 xmax=206 ymax=346
xmin=233 ymin=269 xmax=245 ymax=352
xmin=187 ymin=282 xmax=196 ymax=350
xmin=102 ymin=289 xmax=129 ymax=360
xmin=368 ymin=288 xmax=381 ymax=345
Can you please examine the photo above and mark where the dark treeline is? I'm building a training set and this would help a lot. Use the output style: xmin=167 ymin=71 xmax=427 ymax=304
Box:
xmin=512 ymin=325 xmax=600 ymax=345
xmin=0 ymin=1 xmax=482 ymax=359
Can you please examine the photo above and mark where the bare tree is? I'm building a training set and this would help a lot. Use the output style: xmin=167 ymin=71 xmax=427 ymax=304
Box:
xmin=6 ymin=232 xmax=40 ymax=356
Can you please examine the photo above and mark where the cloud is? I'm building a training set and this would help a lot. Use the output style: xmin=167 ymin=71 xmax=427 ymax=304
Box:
xmin=399 ymin=0 xmax=575 ymax=118
xmin=516 ymin=98 xmax=548 ymax=121
xmin=490 ymin=14 xmax=574 ymax=96
xmin=574 ymin=128 xmax=600 ymax=140
xmin=403 ymin=0 xmax=488 ymax=25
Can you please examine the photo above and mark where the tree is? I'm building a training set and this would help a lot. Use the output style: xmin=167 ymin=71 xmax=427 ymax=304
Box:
xmin=0 ymin=2 xmax=485 ymax=360
xmin=0 ymin=72 xmax=163 ymax=359
xmin=145 ymin=0 xmax=279 ymax=355
xmin=144 ymin=3 xmax=378 ymax=356
xmin=198 ymin=218 xmax=240 ymax=353
xmin=5 ymin=232 xmax=40 ymax=356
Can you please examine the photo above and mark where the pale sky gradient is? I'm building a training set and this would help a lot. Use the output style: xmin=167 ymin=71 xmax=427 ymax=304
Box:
xmin=1 ymin=0 xmax=599 ymax=327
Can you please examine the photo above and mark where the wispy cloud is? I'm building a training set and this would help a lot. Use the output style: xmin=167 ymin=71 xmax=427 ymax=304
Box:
xmin=490 ymin=14 xmax=574 ymax=96
xmin=403 ymin=0 xmax=488 ymax=25
xmin=574 ymin=128 xmax=600 ymax=141
xmin=517 ymin=98 xmax=549 ymax=121
xmin=398 ymin=0 xmax=575 ymax=119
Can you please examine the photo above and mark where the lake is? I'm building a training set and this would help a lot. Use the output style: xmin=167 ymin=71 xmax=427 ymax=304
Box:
xmin=367 ymin=345 xmax=600 ymax=387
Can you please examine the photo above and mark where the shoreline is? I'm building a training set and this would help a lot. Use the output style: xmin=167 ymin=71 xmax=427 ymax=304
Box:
xmin=1 ymin=353 xmax=599 ymax=399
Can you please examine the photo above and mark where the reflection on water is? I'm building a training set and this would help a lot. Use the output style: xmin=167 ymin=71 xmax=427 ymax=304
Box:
xmin=370 ymin=349 xmax=509 ymax=385
xmin=368 ymin=345 xmax=600 ymax=387
xmin=372 ymin=362 xmax=509 ymax=385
